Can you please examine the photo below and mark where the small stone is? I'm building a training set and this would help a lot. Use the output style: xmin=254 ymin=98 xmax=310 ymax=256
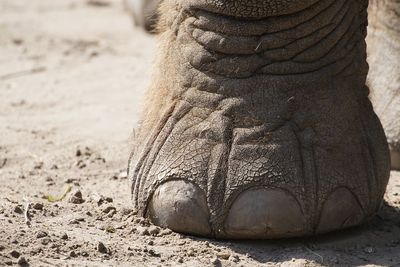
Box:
xmin=41 ymin=237 xmax=51 ymax=245
xmin=50 ymin=164 xmax=58 ymax=170
xmin=187 ymin=248 xmax=195 ymax=257
xmin=217 ymin=252 xmax=231 ymax=260
xmin=0 ymin=245 xmax=5 ymax=251
xmin=211 ymin=257 xmax=221 ymax=267
xmin=148 ymin=240 xmax=154 ymax=246
xmin=107 ymin=209 xmax=116 ymax=218
xmin=105 ymin=226 xmax=116 ymax=233
xmin=138 ymin=227 xmax=150 ymax=236
xmin=32 ymin=203 xmax=44 ymax=210
xmin=69 ymin=218 xmax=85 ymax=224
xmin=36 ymin=231 xmax=48 ymax=238
xmin=75 ymin=160 xmax=86 ymax=169
xmin=159 ymin=229 xmax=172 ymax=236
xmin=229 ymin=255 xmax=239 ymax=262
xmin=10 ymin=250 xmax=20 ymax=258
xmin=17 ymin=256 xmax=28 ymax=266
xmin=34 ymin=161 xmax=44 ymax=169
xmin=97 ymin=242 xmax=108 ymax=254
xmin=14 ymin=205 xmax=23 ymax=214
xmin=83 ymin=147 xmax=93 ymax=156
xmin=118 ymin=171 xmax=128 ymax=179
xmin=102 ymin=205 xmax=116 ymax=214
xmin=91 ymin=193 xmax=105 ymax=206
xmin=148 ymin=226 xmax=160 ymax=236
xmin=120 ymin=208 xmax=134 ymax=216
xmin=148 ymin=249 xmax=160 ymax=257
xmin=61 ymin=233 xmax=68 ymax=240
xmin=69 ymin=189 xmax=84 ymax=204
xmin=65 ymin=178 xmax=78 ymax=184
xmin=177 ymin=257 xmax=184 ymax=263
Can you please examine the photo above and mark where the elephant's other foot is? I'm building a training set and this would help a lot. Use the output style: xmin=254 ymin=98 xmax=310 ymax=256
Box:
xmin=224 ymin=188 xmax=305 ymax=238
xmin=391 ymin=150 xmax=400 ymax=170
xmin=147 ymin=180 xmax=212 ymax=236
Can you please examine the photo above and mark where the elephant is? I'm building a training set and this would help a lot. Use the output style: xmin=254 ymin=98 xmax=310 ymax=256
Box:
xmin=126 ymin=0 xmax=400 ymax=171
xmin=128 ymin=0 xmax=393 ymax=239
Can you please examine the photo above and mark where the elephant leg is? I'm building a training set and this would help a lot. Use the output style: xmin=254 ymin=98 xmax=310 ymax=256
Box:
xmin=367 ymin=0 xmax=400 ymax=170
xmin=128 ymin=0 xmax=391 ymax=238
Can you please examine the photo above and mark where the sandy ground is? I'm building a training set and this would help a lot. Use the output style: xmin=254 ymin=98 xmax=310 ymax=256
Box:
xmin=0 ymin=1 xmax=399 ymax=266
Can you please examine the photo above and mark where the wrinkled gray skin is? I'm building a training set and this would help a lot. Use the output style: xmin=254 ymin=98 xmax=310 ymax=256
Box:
xmin=128 ymin=0 xmax=400 ymax=171
xmin=367 ymin=0 xmax=400 ymax=170
xmin=128 ymin=0 xmax=391 ymax=239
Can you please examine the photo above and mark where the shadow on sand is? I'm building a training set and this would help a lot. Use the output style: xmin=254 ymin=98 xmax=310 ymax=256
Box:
xmin=189 ymin=203 xmax=400 ymax=266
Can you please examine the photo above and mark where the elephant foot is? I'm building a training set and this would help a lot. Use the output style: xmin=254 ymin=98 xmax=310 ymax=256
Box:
xmin=391 ymin=150 xmax=400 ymax=170
xmin=129 ymin=0 xmax=391 ymax=239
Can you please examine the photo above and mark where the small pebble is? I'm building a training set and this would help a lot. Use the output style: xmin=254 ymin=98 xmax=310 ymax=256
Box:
xmin=69 ymin=189 xmax=84 ymax=204
xmin=159 ymin=229 xmax=172 ymax=236
xmin=17 ymin=256 xmax=28 ymax=266
xmin=139 ymin=228 xmax=150 ymax=236
xmin=97 ymin=242 xmax=108 ymax=254
xmin=211 ymin=257 xmax=221 ymax=267
xmin=102 ymin=204 xmax=116 ymax=213
xmin=229 ymin=255 xmax=239 ymax=263
xmin=41 ymin=237 xmax=51 ymax=245
xmin=14 ymin=205 xmax=23 ymax=214
xmin=10 ymin=250 xmax=20 ymax=258
xmin=36 ymin=231 xmax=48 ymax=238
xmin=187 ymin=248 xmax=195 ymax=257
xmin=217 ymin=252 xmax=230 ymax=260
xmin=148 ymin=226 xmax=160 ymax=236
xmin=118 ymin=171 xmax=128 ymax=179
xmin=148 ymin=249 xmax=160 ymax=257
xmin=32 ymin=203 xmax=43 ymax=210
xmin=61 ymin=233 xmax=68 ymax=240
